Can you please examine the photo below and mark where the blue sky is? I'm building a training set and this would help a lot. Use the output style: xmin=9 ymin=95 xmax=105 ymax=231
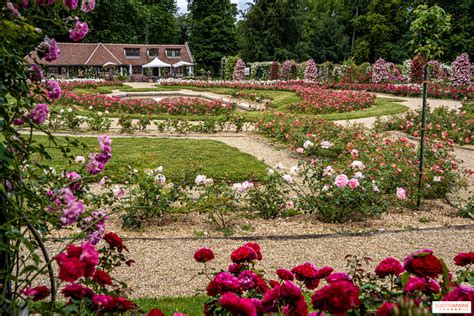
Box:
xmin=176 ymin=0 xmax=250 ymax=14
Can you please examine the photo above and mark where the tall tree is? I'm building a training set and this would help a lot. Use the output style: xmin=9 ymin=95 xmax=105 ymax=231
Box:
xmin=237 ymin=0 xmax=305 ymax=62
xmin=188 ymin=0 xmax=238 ymax=73
xmin=143 ymin=0 xmax=179 ymax=44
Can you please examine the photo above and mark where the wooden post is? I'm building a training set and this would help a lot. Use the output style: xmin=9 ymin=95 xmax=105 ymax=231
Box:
xmin=416 ymin=64 xmax=429 ymax=209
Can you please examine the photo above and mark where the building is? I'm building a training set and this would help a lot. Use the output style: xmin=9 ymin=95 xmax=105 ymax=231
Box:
xmin=33 ymin=42 xmax=194 ymax=79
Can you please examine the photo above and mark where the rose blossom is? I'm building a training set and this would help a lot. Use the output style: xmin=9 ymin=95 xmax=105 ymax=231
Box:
xmin=231 ymin=246 xmax=258 ymax=263
xmin=377 ymin=302 xmax=397 ymax=316
xmin=403 ymin=249 xmax=443 ymax=278
xmin=104 ymin=232 xmax=127 ymax=251
xmin=31 ymin=64 xmax=44 ymax=81
xmin=404 ymin=276 xmax=440 ymax=293
xmin=63 ymin=0 xmax=78 ymax=9
xmin=326 ymin=272 xmax=352 ymax=283
xmin=66 ymin=171 xmax=82 ymax=191
xmin=55 ymin=243 xmax=98 ymax=282
xmin=443 ymin=285 xmax=474 ymax=301
xmin=38 ymin=37 xmax=60 ymax=62
xmin=207 ymin=272 xmax=241 ymax=296
xmin=311 ymin=281 xmax=361 ymax=315
xmin=303 ymin=140 xmax=314 ymax=149
xmin=194 ymin=247 xmax=215 ymax=263
xmin=93 ymin=269 xmax=113 ymax=287
xmin=75 ymin=155 xmax=85 ymax=164
xmin=335 ymin=174 xmax=349 ymax=188
xmin=348 ymin=178 xmax=359 ymax=189
xmin=282 ymin=174 xmax=293 ymax=183
xmin=68 ymin=19 xmax=89 ymax=42
xmin=350 ymin=160 xmax=365 ymax=170
xmin=81 ymin=0 xmax=95 ymax=12
xmin=375 ymin=257 xmax=404 ymax=278
xmin=30 ymin=103 xmax=49 ymax=124
xmin=453 ymin=252 xmax=474 ymax=266
xmin=276 ymin=268 xmax=294 ymax=281
xmin=396 ymin=187 xmax=407 ymax=200
xmin=296 ymin=147 xmax=304 ymax=153
xmin=219 ymin=292 xmax=257 ymax=315
xmin=21 ymin=286 xmax=50 ymax=302
xmin=243 ymin=242 xmax=262 ymax=260
xmin=62 ymin=283 xmax=94 ymax=300
xmin=320 ymin=140 xmax=333 ymax=149
xmin=46 ymin=80 xmax=61 ymax=99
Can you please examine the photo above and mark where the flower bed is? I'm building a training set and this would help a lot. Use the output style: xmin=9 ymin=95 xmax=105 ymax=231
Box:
xmin=257 ymin=113 xmax=465 ymax=203
xmin=375 ymin=107 xmax=473 ymax=146
xmin=59 ymin=80 xmax=124 ymax=91
xmin=288 ymin=86 xmax=375 ymax=114
xmin=48 ymin=91 xmax=233 ymax=116
xmin=196 ymin=244 xmax=474 ymax=316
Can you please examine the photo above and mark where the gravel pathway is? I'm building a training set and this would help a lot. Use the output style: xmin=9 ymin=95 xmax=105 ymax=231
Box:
xmin=45 ymin=226 xmax=474 ymax=298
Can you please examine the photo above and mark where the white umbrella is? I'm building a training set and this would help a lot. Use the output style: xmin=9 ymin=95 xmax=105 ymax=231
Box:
xmin=172 ymin=61 xmax=193 ymax=68
xmin=143 ymin=57 xmax=171 ymax=68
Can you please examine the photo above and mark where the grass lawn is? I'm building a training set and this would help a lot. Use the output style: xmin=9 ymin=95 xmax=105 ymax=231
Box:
xmin=136 ymin=296 xmax=207 ymax=315
xmin=32 ymin=135 xmax=268 ymax=182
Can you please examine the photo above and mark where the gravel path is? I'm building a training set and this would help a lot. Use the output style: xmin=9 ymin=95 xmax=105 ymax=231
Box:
xmin=45 ymin=226 xmax=474 ymax=298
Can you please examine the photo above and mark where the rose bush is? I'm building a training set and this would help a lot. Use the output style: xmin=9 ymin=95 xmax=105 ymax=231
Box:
xmin=195 ymin=244 xmax=474 ymax=315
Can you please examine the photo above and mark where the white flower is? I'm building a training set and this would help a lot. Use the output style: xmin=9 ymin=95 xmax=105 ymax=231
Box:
xmin=323 ymin=166 xmax=334 ymax=177
xmin=59 ymin=109 xmax=65 ymax=114
xmin=372 ymin=180 xmax=380 ymax=192
xmin=320 ymin=140 xmax=333 ymax=149
xmin=322 ymin=185 xmax=330 ymax=191
xmin=68 ymin=108 xmax=73 ymax=113
xmin=104 ymin=110 xmax=110 ymax=115
xmin=290 ymin=166 xmax=299 ymax=176
xmin=275 ymin=162 xmax=285 ymax=170
xmin=296 ymin=147 xmax=304 ymax=154
xmin=75 ymin=156 xmax=85 ymax=164
xmin=195 ymin=175 xmax=213 ymax=186
xmin=97 ymin=111 xmax=103 ymax=117
xmin=267 ymin=168 xmax=275 ymax=175
xmin=155 ymin=166 xmax=163 ymax=173
xmin=144 ymin=169 xmax=153 ymax=176
xmin=282 ymin=174 xmax=293 ymax=183
xmin=154 ymin=174 xmax=166 ymax=184
xmin=354 ymin=172 xmax=364 ymax=179
xmin=303 ymin=140 xmax=314 ymax=149
xmin=286 ymin=201 xmax=294 ymax=209
xmin=350 ymin=160 xmax=365 ymax=170
xmin=433 ymin=176 xmax=441 ymax=182
xmin=88 ymin=106 xmax=93 ymax=110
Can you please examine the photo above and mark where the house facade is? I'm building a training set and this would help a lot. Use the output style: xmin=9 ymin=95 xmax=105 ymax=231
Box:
xmin=34 ymin=42 xmax=194 ymax=79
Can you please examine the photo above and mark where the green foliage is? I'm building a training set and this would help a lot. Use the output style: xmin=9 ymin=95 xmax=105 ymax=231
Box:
xmin=188 ymin=0 xmax=238 ymax=73
xmin=246 ymin=172 xmax=290 ymax=219
xmin=409 ymin=4 xmax=451 ymax=60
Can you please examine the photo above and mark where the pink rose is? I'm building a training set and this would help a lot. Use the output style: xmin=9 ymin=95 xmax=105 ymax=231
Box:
xmin=335 ymin=174 xmax=349 ymax=188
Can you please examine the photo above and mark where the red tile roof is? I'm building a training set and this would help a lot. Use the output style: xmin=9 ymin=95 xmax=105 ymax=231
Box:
xmin=31 ymin=42 xmax=193 ymax=66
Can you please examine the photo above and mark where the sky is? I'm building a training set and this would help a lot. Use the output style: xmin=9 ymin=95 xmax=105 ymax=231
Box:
xmin=176 ymin=0 xmax=250 ymax=14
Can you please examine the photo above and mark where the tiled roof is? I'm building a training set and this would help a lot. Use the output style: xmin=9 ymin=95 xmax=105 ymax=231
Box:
xmin=30 ymin=42 xmax=193 ymax=66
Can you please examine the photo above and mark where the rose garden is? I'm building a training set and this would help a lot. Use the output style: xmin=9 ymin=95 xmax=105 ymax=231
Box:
xmin=1 ymin=1 xmax=473 ymax=316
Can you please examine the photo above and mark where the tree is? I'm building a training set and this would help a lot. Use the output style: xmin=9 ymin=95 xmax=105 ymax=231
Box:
xmin=143 ymin=0 xmax=179 ymax=44
xmin=188 ymin=0 xmax=238 ymax=73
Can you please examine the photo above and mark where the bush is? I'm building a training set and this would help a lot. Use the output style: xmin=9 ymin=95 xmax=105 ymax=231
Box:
xmin=281 ymin=60 xmax=293 ymax=80
xmin=410 ymin=54 xmax=425 ymax=83
xmin=450 ymin=53 xmax=471 ymax=86
xmin=318 ymin=61 xmax=335 ymax=82
xmin=233 ymin=58 xmax=246 ymax=81
xmin=270 ymin=61 xmax=280 ymax=80
xmin=304 ymin=59 xmax=318 ymax=81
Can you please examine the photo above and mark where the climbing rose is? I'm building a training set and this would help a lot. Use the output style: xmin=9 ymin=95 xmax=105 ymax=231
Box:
xmin=69 ymin=20 xmax=89 ymax=42
xmin=231 ymin=246 xmax=258 ymax=263
xmin=403 ymin=249 xmax=443 ymax=278
xmin=30 ymin=103 xmax=49 ymax=124
xmin=21 ymin=286 xmax=50 ymax=302
xmin=311 ymin=281 xmax=361 ymax=315
xmin=375 ymin=257 xmax=404 ymax=278
xmin=450 ymin=53 xmax=471 ymax=86
xmin=304 ymin=59 xmax=318 ymax=81
xmin=194 ymin=247 xmax=215 ymax=263
xmin=233 ymin=59 xmax=246 ymax=81
xmin=453 ymin=252 xmax=474 ymax=266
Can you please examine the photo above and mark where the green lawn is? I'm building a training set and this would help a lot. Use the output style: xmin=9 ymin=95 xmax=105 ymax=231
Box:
xmin=33 ymin=135 xmax=268 ymax=182
xmin=136 ymin=296 xmax=206 ymax=315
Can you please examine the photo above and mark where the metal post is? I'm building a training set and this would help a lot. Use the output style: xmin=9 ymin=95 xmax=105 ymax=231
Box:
xmin=416 ymin=64 xmax=429 ymax=209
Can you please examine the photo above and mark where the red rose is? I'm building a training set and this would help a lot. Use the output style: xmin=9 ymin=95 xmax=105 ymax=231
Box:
xmin=314 ymin=266 xmax=334 ymax=279
xmin=311 ymin=281 xmax=361 ymax=315
xmin=377 ymin=302 xmax=397 ymax=316
xmin=148 ymin=309 xmax=165 ymax=316
xmin=276 ymin=268 xmax=294 ymax=281
xmin=231 ymin=246 xmax=257 ymax=263
xmin=194 ymin=247 xmax=215 ymax=263
xmin=292 ymin=263 xmax=317 ymax=281
xmin=93 ymin=269 xmax=113 ymax=287
xmin=403 ymin=249 xmax=443 ymax=278
xmin=453 ymin=252 xmax=474 ymax=267
xmin=219 ymin=292 xmax=257 ymax=316
xmin=280 ymin=281 xmax=301 ymax=301
xmin=262 ymin=285 xmax=281 ymax=312
xmin=243 ymin=242 xmax=262 ymax=260
xmin=375 ymin=257 xmax=404 ymax=278
xmin=55 ymin=243 xmax=98 ymax=282
xmin=113 ymin=297 xmax=135 ymax=312
xmin=21 ymin=285 xmax=50 ymax=302
xmin=104 ymin=232 xmax=127 ymax=251
xmin=55 ymin=254 xmax=86 ymax=282
xmin=62 ymin=283 xmax=94 ymax=300
xmin=443 ymin=285 xmax=474 ymax=302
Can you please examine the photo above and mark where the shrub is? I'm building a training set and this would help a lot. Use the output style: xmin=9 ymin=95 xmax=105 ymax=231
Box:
xmin=233 ymin=58 xmax=246 ymax=81
xmin=318 ymin=62 xmax=334 ymax=82
xmin=281 ymin=60 xmax=293 ymax=80
xmin=450 ymin=53 xmax=471 ymax=86
xmin=270 ymin=61 xmax=280 ymax=80
xmin=304 ymin=59 xmax=318 ymax=81
xmin=196 ymin=244 xmax=474 ymax=316
xmin=224 ymin=56 xmax=239 ymax=81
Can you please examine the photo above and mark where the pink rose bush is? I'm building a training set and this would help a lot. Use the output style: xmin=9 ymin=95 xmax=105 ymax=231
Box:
xmin=196 ymin=245 xmax=474 ymax=315
xmin=304 ymin=59 xmax=318 ymax=81
xmin=450 ymin=53 xmax=471 ymax=87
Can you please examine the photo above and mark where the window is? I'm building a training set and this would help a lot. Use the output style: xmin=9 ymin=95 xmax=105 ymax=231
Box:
xmin=124 ymin=48 xmax=140 ymax=58
xmin=166 ymin=49 xmax=181 ymax=57
xmin=147 ymin=48 xmax=158 ymax=57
